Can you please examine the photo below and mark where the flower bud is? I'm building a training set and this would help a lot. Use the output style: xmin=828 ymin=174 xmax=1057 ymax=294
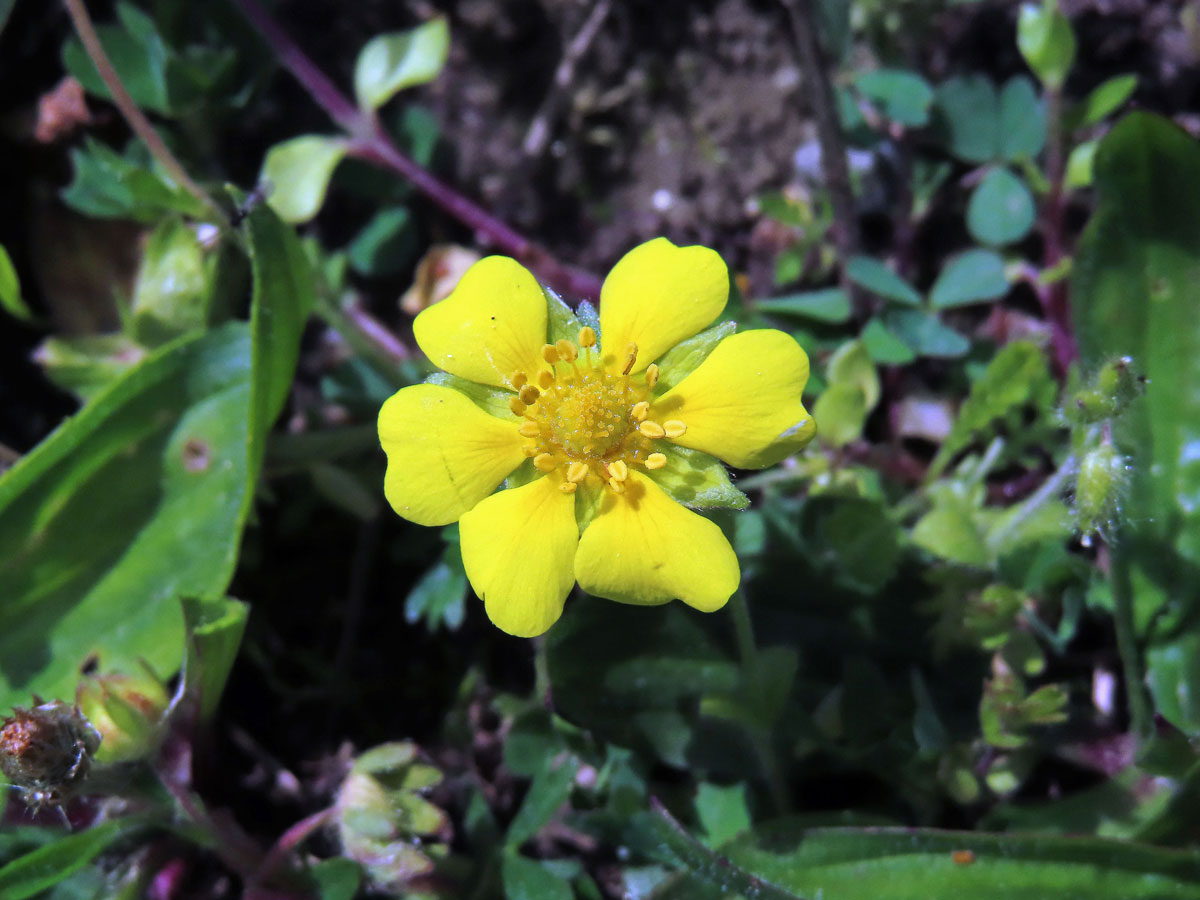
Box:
xmin=1066 ymin=356 xmax=1146 ymax=424
xmin=1076 ymin=442 xmax=1126 ymax=536
xmin=75 ymin=669 xmax=169 ymax=764
xmin=0 ymin=698 xmax=101 ymax=809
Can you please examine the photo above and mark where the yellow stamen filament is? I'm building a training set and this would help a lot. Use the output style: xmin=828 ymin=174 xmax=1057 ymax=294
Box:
xmin=607 ymin=460 xmax=629 ymax=482
xmin=639 ymin=420 xmax=666 ymax=439
xmin=621 ymin=342 xmax=639 ymax=375
xmin=608 ymin=477 xmax=625 ymax=493
xmin=518 ymin=421 xmax=541 ymax=438
xmin=645 ymin=452 xmax=667 ymax=470
xmin=645 ymin=364 xmax=659 ymax=389
xmin=663 ymin=420 xmax=687 ymax=438
xmin=630 ymin=401 xmax=649 ymax=422
xmin=555 ymin=339 xmax=578 ymax=363
xmin=537 ymin=369 xmax=555 ymax=390
xmin=578 ymin=326 xmax=596 ymax=348
xmin=519 ymin=384 xmax=540 ymax=405
xmin=509 ymin=397 xmax=527 ymax=416
xmin=541 ymin=344 xmax=560 ymax=364
xmin=533 ymin=453 xmax=558 ymax=472
xmin=559 ymin=481 xmax=578 ymax=494
xmin=566 ymin=461 xmax=590 ymax=483
xmin=511 ymin=371 xmax=528 ymax=390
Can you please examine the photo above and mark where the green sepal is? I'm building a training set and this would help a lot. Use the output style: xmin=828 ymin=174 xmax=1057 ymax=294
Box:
xmin=652 ymin=321 xmax=736 ymax=394
xmin=544 ymin=286 xmax=583 ymax=344
xmin=650 ymin=444 xmax=749 ymax=511
xmin=424 ymin=371 xmax=514 ymax=420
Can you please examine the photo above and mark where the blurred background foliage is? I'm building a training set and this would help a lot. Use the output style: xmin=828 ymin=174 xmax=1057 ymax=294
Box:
xmin=3 ymin=0 xmax=1200 ymax=898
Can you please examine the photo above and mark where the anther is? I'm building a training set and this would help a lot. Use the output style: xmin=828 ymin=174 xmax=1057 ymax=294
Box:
xmin=537 ymin=370 xmax=555 ymax=390
xmin=608 ymin=477 xmax=625 ymax=494
xmin=663 ymin=420 xmax=687 ymax=438
xmin=511 ymin=371 xmax=528 ymax=390
xmin=518 ymin=421 xmax=541 ymax=438
xmin=578 ymin=326 xmax=596 ymax=348
xmin=645 ymin=452 xmax=667 ymax=470
xmin=541 ymin=344 xmax=560 ymax=364
xmin=608 ymin=460 xmax=629 ymax=482
xmin=559 ymin=481 xmax=578 ymax=495
xmin=509 ymin=397 xmax=527 ymax=416
xmin=645 ymin=364 xmax=660 ymax=389
xmin=555 ymin=339 xmax=578 ymax=363
xmin=631 ymin=401 xmax=649 ymax=422
xmin=519 ymin=384 xmax=540 ymax=405
xmin=621 ymin=342 xmax=639 ymax=375
xmin=533 ymin=453 xmax=558 ymax=472
xmin=639 ymin=420 xmax=666 ymax=439
xmin=522 ymin=445 xmax=539 ymax=457
xmin=567 ymin=461 xmax=589 ymax=483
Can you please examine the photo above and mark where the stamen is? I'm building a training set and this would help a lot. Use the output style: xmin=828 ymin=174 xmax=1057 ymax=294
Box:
xmin=509 ymin=397 xmax=527 ymax=416
xmin=518 ymin=421 xmax=541 ymax=438
xmin=608 ymin=460 xmax=629 ymax=482
xmin=559 ymin=481 xmax=578 ymax=494
xmin=639 ymin=420 xmax=666 ymax=439
xmin=522 ymin=445 xmax=539 ymax=457
xmin=645 ymin=364 xmax=659 ymax=389
xmin=578 ymin=326 xmax=596 ymax=348
xmin=566 ymin=461 xmax=589 ymax=483
xmin=533 ymin=453 xmax=558 ymax=472
xmin=608 ymin=477 xmax=625 ymax=493
xmin=555 ymin=339 xmax=578 ymax=363
xmin=537 ymin=370 xmax=555 ymax=390
xmin=630 ymin=401 xmax=649 ymax=422
xmin=621 ymin=342 xmax=639 ymax=375
xmin=519 ymin=384 xmax=540 ymax=405
xmin=645 ymin=452 xmax=667 ymax=470
xmin=663 ymin=420 xmax=687 ymax=438
xmin=541 ymin=344 xmax=560 ymax=364
xmin=511 ymin=371 xmax=528 ymax=390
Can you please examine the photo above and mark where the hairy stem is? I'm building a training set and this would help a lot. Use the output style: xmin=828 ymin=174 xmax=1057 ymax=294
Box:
xmin=1110 ymin=530 xmax=1153 ymax=741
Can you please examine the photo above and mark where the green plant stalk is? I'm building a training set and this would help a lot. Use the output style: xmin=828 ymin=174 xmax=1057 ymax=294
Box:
xmin=1110 ymin=529 xmax=1153 ymax=741
xmin=62 ymin=0 xmax=230 ymax=231
xmin=648 ymin=797 xmax=808 ymax=900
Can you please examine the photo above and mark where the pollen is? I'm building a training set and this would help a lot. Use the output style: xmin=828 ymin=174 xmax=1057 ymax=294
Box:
xmin=631 ymin=401 xmax=649 ymax=421
xmin=509 ymin=397 xmax=528 ymax=416
xmin=518 ymin=421 xmax=541 ymax=438
xmin=555 ymin=339 xmax=578 ymax=363
xmin=533 ymin=453 xmax=558 ymax=472
xmin=608 ymin=460 xmax=629 ymax=482
xmin=566 ymin=461 xmax=590 ymax=483
xmin=519 ymin=384 xmax=541 ymax=405
xmin=541 ymin=344 xmax=560 ymax=364
xmin=578 ymin=326 xmax=596 ymax=348
xmin=559 ymin=481 xmax=578 ymax=494
xmin=663 ymin=420 xmax=687 ymax=438
xmin=645 ymin=452 xmax=667 ymax=470
xmin=638 ymin=420 xmax=666 ymax=439
xmin=645 ymin=364 xmax=659 ymax=389
xmin=511 ymin=371 xmax=528 ymax=390
xmin=537 ymin=370 xmax=555 ymax=390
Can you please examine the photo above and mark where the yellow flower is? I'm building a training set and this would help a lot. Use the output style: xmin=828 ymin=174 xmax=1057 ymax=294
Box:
xmin=378 ymin=238 xmax=816 ymax=637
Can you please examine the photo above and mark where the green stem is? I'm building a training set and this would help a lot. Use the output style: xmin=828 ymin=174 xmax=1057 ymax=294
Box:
xmin=1110 ymin=530 xmax=1153 ymax=741
xmin=647 ymin=797 xmax=807 ymax=900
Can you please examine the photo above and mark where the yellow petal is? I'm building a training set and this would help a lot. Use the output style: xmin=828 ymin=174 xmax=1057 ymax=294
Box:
xmin=459 ymin=475 xmax=579 ymax=637
xmin=413 ymin=256 xmax=547 ymax=387
xmin=599 ymin=238 xmax=728 ymax=372
xmin=652 ymin=329 xmax=815 ymax=469
xmin=378 ymin=384 xmax=525 ymax=526
xmin=575 ymin=472 xmax=738 ymax=611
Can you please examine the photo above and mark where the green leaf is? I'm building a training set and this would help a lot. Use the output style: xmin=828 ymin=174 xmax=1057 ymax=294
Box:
xmin=180 ymin=596 xmax=248 ymax=720
xmin=61 ymin=139 xmax=208 ymax=223
xmin=695 ymin=783 xmax=752 ymax=847
xmin=861 ymin=318 xmax=916 ymax=364
xmin=801 ymin=496 xmax=902 ymax=593
xmin=1065 ymin=139 xmax=1098 ymax=190
xmin=914 ymin=491 xmax=990 ymax=567
xmin=262 ymin=135 xmax=349 ymax=224
xmin=846 ymin=257 xmax=922 ymax=307
xmin=755 ymin=289 xmax=850 ymax=323
xmin=310 ymin=858 xmax=363 ymax=900
xmin=62 ymin=2 xmax=169 ymax=114
xmin=930 ymin=248 xmax=1009 ymax=309
xmin=502 ymin=852 xmax=574 ymax=900
xmin=506 ymin=754 xmax=579 ymax=847
xmin=0 ymin=0 xmax=15 ymax=39
xmin=885 ymin=309 xmax=970 ymax=358
xmin=348 ymin=206 xmax=417 ymax=276
xmin=0 ymin=325 xmax=256 ymax=711
xmin=1148 ymin=633 xmax=1200 ymax=737
xmin=653 ymin=321 xmax=736 ymax=393
xmin=246 ymin=204 xmax=313 ymax=474
xmin=1018 ymin=1 xmax=1077 ymax=90
xmin=34 ymin=335 xmax=147 ymax=402
xmin=425 ymin=372 xmax=513 ymax=419
xmin=0 ymin=244 xmax=32 ymax=322
xmin=856 ymin=69 xmax=934 ymax=127
xmin=354 ymin=18 xmax=450 ymax=112
xmin=813 ymin=382 xmax=867 ymax=447
xmin=652 ymin=445 xmax=749 ymax=510
xmin=934 ymin=75 xmax=999 ymax=164
xmin=999 ymin=76 xmax=1047 ymax=161
xmin=827 ymin=339 xmax=879 ymax=409
xmin=405 ymin=547 xmax=467 ymax=632
xmin=1072 ymin=112 xmax=1200 ymax=565
xmin=0 ymin=817 xmax=151 ymax=900
xmin=544 ymin=287 xmax=585 ymax=345
xmin=968 ymin=168 xmax=1036 ymax=246
xmin=132 ymin=217 xmax=215 ymax=344
xmin=1073 ymin=74 xmax=1138 ymax=130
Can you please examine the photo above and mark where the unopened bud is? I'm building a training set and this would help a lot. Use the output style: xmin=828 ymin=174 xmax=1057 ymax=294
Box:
xmin=0 ymin=698 xmax=100 ymax=810
xmin=1066 ymin=356 xmax=1146 ymax=424
xmin=76 ymin=668 xmax=169 ymax=764
xmin=1076 ymin=443 xmax=1126 ymax=536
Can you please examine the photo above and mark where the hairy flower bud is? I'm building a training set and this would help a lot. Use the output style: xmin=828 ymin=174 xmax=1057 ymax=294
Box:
xmin=1066 ymin=356 xmax=1146 ymax=424
xmin=0 ymin=698 xmax=101 ymax=810
xmin=75 ymin=669 xmax=169 ymax=764
xmin=1076 ymin=442 xmax=1126 ymax=537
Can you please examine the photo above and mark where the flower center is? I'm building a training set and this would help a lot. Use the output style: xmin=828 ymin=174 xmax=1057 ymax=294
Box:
xmin=508 ymin=328 xmax=688 ymax=494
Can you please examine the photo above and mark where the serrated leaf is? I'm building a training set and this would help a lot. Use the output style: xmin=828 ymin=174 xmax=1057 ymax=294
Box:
xmin=968 ymin=168 xmax=1036 ymax=246
xmin=930 ymin=249 xmax=1009 ymax=309
xmin=651 ymin=444 xmax=748 ymax=510
xmin=913 ymin=493 xmax=990 ymax=566
xmin=354 ymin=18 xmax=450 ymax=112
xmin=262 ymin=135 xmax=348 ymax=224
xmin=652 ymin=321 xmax=736 ymax=393
xmin=61 ymin=138 xmax=208 ymax=223
xmin=847 ymin=256 xmax=922 ymax=306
